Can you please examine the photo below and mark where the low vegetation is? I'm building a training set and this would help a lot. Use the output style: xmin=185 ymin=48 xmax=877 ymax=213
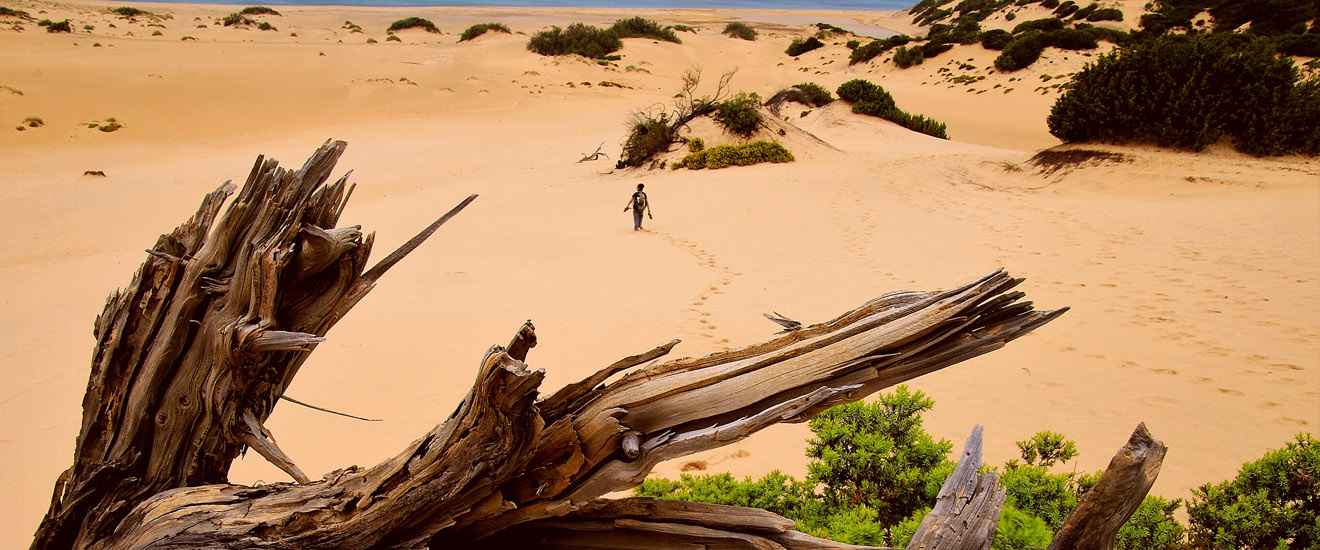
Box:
xmin=836 ymin=79 xmax=949 ymax=139
xmin=673 ymin=141 xmax=794 ymax=170
xmin=620 ymin=68 xmax=733 ymax=167
xmin=39 ymin=19 xmax=71 ymax=33
xmin=222 ymin=13 xmax=254 ymax=27
xmin=714 ymin=92 xmax=763 ymax=138
xmin=21 ymin=116 xmax=42 ymax=128
xmin=1048 ymin=33 xmax=1320 ymax=156
xmin=458 ymin=22 xmax=510 ymax=42
xmin=670 ymin=24 xmax=696 ymax=33
xmin=0 ymin=6 xmax=31 ymax=19
xmin=722 ymin=21 xmax=756 ymax=41
xmin=387 ymin=17 xmax=439 ymax=33
xmin=785 ymin=36 xmax=825 ymax=57
xmin=238 ymin=6 xmax=280 ymax=16
xmin=610 ymin=16 xmax=680 ymax=43
xmin=638 ymin=385 xmax=1319 ymax=549
xmin=527 ymin=22 xmax=622 ymax=59
xmin=110 ymin=6 xmax=150 ymax=18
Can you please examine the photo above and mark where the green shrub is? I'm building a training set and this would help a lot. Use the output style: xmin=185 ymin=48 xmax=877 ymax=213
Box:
xmin=256 ymin=21 xmax=274 ymax=31
xmin=836 ymin=78 xmax=893 ymax=106
xmin=1186 ymin=433 xmax=1319 ymax=549
xmin=687 ymin=137 xmax=705 ymax=152
xmin=920 ymin=39 xmax=955 ymax=58
xmin=622 ymin=115 xmax=674 ymax=167
xmin=111 ymin=6 xmax=149 ymax=18
xmin=981 ymin=28 xmax=1013 ymax=49
xmin=151 ymin=29 xmax=162 ymax=35
xmin=1116 ymin=497 xmax=1186 ymax=550
xmin=239 ymin=6 xmax=279 ymax=15
xmin=0 ymin=7 xmax=31 ymax=18
xmin=386 ymin=34 xmax=400 ymax=42
xmin=97 ymin=118 xmax=122 ymax=132
xmin=947 ymin=18 xmax=983 ymax=44
xmin=527 ymin=23 xmax=622 ymax=59
xmin=794 ymin=82 xmax=833 ymax=105
xmin=46 ymin=19 xmax=71 ymax=32
xmin=1047 ymin=33 xmax=1320 ymax=155
xmin=181 ymin=35 xmax=197 ymax=40
xmin=1053 ymin=0 xmax=1079 ymax=17
xmin=1006 ymin=11 xmax=1017 ymax=20
xmin=1276 ymin=33 xmax=1320 ymax=57
xmin=611 ymin=16 xmax=680 ymax=43
xmin=993 ymin=505 xmax=1054 ymax=550
xmin=1012 ymin=16 xmax=1064 ymax=34
xmin=366 ymin=37 xmax=377 ymax=43
xmin=849 ymin=34 xmax=911 ymax=64
xmin=893 ymin=45 xmax=925 ymax=67
xmin=22 ymin=116 xmax=42 ymax=127
xmin=1072 ymin=2 xmax=1098 ymax=20
xmin=388 ymin=17 xmax=439 ymax=33
xmin=670 ymin=24 xmax=695 ymax=33
xmin=458 ymin=22 xmax=510 ymax=42
xmin=1040 ymin=0 xmax=1059 ymax=7
xmin=722 ymin=21 xmax=756 ymax=40
xmin=881 ymin=108 xmax=950 ymax=139
xmin=786 ymin=36 xmax=825 ymax=56
xmin=1086 ymin=6 xmax=1122 ymax=21
xmin=846 ymin=39 xmax=860 ymax=49
xmin=994 ymin=31 xmax=1046 ymax=71
xmin=677 ymin=141 xmax=793 ymax=169
xmin=222 ymin=13 xmax=254 ymax=27
xmin=715 ymin=92 xmax=762 ymax=138
xmin=1044 ymin=27 xmax=1099 ymax=49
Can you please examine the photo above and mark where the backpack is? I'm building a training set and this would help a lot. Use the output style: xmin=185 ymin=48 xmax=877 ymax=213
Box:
xmin=632 ymin=191 xmax=647 ymax=212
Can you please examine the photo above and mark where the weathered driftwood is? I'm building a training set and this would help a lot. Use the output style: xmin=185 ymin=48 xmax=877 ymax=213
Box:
xmin=907 ymin=426 xmax=1005 ymax=550
xmin=32 ymin=141 xmax=1070 ymax=550
xmin=1047 ymin=423 xmax=1168 ymax=550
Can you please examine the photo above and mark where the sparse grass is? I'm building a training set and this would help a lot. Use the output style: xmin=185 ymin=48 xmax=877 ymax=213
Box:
xmin=386 ymin=34 xmax=401 ymax=42
xmin=610 ymin=16 xmax=680 ymax=43
xmin=257 ymin=21 xmax=274 ymax=31
xmin=670 ymin=24 xmax=696 ymax=33
xmin=44 ymin=19 xmax=71 ymax=33
xmin=387 ymin=17 xmax=439 ymax=34
xmin=181 ymin=35 xmax=197 ymax=40
xmin=343 ymin=20 xmax=362 ymax=33
xmin=93 ymin=41 xmax=102 ymax=46
xmin=22 ymin=116 xmax=42 ymax=127
xmin=598 ymin=81 xmax=629 ymax=88
xmin=366 ymin=37 xmax=377 ymax=43
xmin=0 ymin=6 xmax=31 ymax=19
xmin=722 ymin=21 xmax=756 ymax=41
xmin=458 ymin=22 xmax=510 ymax=42
xmin=151 ymin=29 xmax=162 ymax=36
xmin=84 ymin=170 xmax=106 ymax=176
xmin=1027 ymin=149 xmax=1128 ymax=174
xmin=85 ymin=117 xmax=123 ymax=132
xmin=83 ymin=24 xmax=93 ymax=30
xmin=238 ymin=6 xmax=280 ymax=16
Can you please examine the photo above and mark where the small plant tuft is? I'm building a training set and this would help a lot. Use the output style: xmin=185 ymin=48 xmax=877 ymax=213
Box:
xmin=676 ymin=141 xmax=794 ymax=169
xmin=84 ymin=170 xmax=107 ymax=176
xmin=527 ymin=23 xmax=622 ymax=59
xmin=22 ymin=116 xmax=43 ymax=127
xmin=610 ymin=16 xmax=680 ymax=43
xmin=238 ymin=6 xmax=280 ymax=16
xmin=45 ymin=19 xmax=71 ymax=33
xmin=687 ymin=137 xmax=705 ymax=152
xmin=785 ymin=36 xmax=825 ymax=57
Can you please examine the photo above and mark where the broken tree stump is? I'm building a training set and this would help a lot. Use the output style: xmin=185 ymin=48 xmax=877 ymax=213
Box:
xmin=907 ymin=426 xmax=1006 ymax=550
xmin=32 ymin=141 xmax=1069 ymax=550
xmin=1047 ymin=423 xmax=1168 ymax=550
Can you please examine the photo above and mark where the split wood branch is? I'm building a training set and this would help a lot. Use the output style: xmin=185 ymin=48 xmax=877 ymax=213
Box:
xmin=907 ymin=425 xmax=1005 ymax=550
xmin=1046 ymin=423 xmax=1168 ymax=550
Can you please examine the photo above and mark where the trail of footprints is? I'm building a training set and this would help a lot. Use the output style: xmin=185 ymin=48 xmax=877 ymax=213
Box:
xmin=659 ymin=233 xmax=740 ymax=348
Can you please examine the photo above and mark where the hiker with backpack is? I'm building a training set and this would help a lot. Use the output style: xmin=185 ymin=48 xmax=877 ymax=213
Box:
xmin=624 ymin=183 xmax=652 ymax=231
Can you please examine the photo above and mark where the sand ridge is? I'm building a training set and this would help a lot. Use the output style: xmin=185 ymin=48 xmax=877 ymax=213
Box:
xmin=1 ymin=1 xmax=1318 ymax=544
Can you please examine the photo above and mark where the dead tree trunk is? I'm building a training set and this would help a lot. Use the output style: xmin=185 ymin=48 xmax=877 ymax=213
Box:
xmin=1047 ymin=423 xmax=1168 ymax=550
xmin=32 ymin=141 xmax=1069 ymax=550
xmin=907 ymin=426 xmax=1005 ymax=550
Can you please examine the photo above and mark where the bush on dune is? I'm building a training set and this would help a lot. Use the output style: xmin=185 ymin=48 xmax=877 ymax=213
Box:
xmin=238 ymin=6 xmax=280 ymax=16
xmin=722 ymin=21 xmax=756 ymax=40
xmin=45 ymin=19 xmax=71 ymax=32
xmin=994 ymin=30 xmax=1046 ymax=71
xmin=610 ymin=16 xmax=680 ymax=43
xmin=714 ymin=92 xmax=763 ymax=138
xmin=786 ymin=36 xmax=825 ymax=56
xmin=836 ymin=78 xmax=948 ymax=139
xmin=1048 ymin=33 xmax=1320 ymax=156
xmin=527 ymin=22 xmax=622 ymax=59
xmin=388 ymin=17 xmax=440 ymax=33
xmin=675 ymin=141 xmax=794 ymax=169
xmin=458 ymin=22 xmax=510 ymax=42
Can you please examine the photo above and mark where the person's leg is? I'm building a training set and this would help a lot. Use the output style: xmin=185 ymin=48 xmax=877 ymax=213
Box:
xmin=633 ymin=209 xmax=643 ymax=230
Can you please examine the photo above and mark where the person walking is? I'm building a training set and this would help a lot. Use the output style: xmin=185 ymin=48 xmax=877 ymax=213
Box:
xmin=624 ymin=183 xmax=651 ymax=231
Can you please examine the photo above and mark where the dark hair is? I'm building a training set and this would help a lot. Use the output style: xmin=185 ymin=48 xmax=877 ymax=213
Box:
xmin=637 ymin=183 xmax=645 ymax=190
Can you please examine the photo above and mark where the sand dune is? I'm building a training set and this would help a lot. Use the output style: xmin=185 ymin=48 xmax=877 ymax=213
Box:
xmin=1 ymin=1 xmax=1317 ymax=545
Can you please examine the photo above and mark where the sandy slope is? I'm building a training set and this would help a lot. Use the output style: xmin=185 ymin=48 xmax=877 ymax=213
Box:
xmin=1 ymin=1 xmax=1317 ymax=545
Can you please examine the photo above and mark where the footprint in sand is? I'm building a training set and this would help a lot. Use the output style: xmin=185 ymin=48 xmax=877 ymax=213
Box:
xmin=1150 ymin=368 xmax=1178 ymax=375
xmin=1278 ymin=417 xmax=1310 ymax=426
xmin=1272 ymin=363 xmax=1305 ymax=371
xmin=1217 ymin=388 xmax=1244 ymax=396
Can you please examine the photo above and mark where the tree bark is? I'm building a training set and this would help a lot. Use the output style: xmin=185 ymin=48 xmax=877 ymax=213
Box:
xmin=1046 ymin=423 xmax=1168 ymax=550
xmin=907 ymin=426 xmax=1005 ymax=550
xmin=32 ymin=142 xmax=1070 ymax=550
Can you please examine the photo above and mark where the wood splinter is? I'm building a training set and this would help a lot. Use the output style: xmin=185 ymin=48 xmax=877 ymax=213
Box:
xmin=237 ymin=411 xmax=311 ymax=484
